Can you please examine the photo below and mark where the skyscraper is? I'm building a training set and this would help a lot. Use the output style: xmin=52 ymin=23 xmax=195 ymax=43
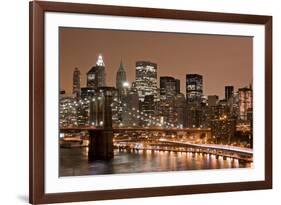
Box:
xmin=174 ymin=93 xmax=186 ymax=128
xmin=72 ymin=67 xmax=80 ymax=97
xmin=185 ymin=74 xmax=203 ymax=128
xmin=87 ymin=54 xmax=105 ymax=88
xmin=160 ymin=76 xmax=179 ymax=98
xmin=238 ymin=86 xmax=253 ymax=121
xmin=116 ymin=60 xmax=127 ymax=95
xmin=175 ymin=79 xmax=180 ymax=94
xmin=135 ymin=61 xmax=158 ymax=102
xmin=121 ymin=86 xmax=140 ymax=127
xmin=225 ymin=86 xmax=234 ymax=101
xmin=116 ymin=60 xmax=126 ymax=89
xmin=186 ymin=74 xmax=203 ymax=105
xmin=59 ymin=95 xmax=78 ymax=127
xmin=141 ymin=95 xmax=156 ymax=126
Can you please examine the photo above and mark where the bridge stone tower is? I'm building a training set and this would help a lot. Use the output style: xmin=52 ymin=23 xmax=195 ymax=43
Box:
xmin=88 ymin=87 xmax=114 ymax=161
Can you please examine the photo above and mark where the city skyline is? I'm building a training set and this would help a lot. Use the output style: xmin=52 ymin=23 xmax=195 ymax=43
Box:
xmin=59 ymin=27 xmax=254 ymax=176
xmin=59 ymin=27 xmax=253 ymax=99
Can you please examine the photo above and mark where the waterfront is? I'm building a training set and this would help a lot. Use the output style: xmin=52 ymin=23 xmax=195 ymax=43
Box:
xmin=59 ymin=147 xmax=251 ymax=176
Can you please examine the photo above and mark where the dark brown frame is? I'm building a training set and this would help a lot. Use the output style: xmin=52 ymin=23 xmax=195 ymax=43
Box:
xmin=29 ymin=1 xmax=272 ymax=204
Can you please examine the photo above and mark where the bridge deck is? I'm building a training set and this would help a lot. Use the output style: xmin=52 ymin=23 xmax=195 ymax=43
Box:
xmin=160 ymin=139 xmax=253 ymax=155
xmin=60 ymin=127 xmax=211 ymax=132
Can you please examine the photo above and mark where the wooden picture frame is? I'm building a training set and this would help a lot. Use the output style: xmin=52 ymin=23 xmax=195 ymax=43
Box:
xmin=29 ymin=1 xmax=272 ymax=204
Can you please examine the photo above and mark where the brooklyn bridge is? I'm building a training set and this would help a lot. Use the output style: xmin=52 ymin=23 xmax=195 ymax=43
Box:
xmin=60 ymin=90 xmax=252 ymax=163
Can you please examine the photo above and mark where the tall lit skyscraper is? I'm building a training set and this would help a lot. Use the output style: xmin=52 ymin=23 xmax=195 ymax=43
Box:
xmin=185 ymin=74 xmax=203 ymax=128
xmin=87 ymin=54 xmax=105 ymax=88
xmin=186 ymin=74 xmax=203 ymax=105
xmin=238 ymin=86 xmax=253 ymax=121
xmin=116 ymin=60 xmax=127 ymax=94
xmin=72 ymin=67 xmax=80 ymax=97
xmin=135 ymin=61 xmax=157 ymax=102
xmin=225 ymin=86 xmax=234 ymax=101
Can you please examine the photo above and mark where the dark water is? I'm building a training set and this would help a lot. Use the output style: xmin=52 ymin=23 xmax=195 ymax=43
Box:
xmin=59 ymin=147 xmax=251 ymax=176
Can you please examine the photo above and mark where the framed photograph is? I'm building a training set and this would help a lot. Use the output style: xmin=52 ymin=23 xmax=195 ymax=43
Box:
xmin=29 ymin=1 xmax=272 ymax=204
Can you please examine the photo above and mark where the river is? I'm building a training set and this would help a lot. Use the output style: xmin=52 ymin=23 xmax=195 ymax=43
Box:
xmin=59 ymin=147 xmax=251 ymax=176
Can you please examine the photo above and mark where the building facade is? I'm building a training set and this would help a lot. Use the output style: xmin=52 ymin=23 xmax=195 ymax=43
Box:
xmin=238 ymin=87 xmax=253 ymax=121
xmin=135 ymin=61 xmax=158 ymax=102
xmin=160 ymin=76 xmax=179 ymax=99
xmin=210 ymin=116 xmax=236 ymax=144
xmin=186 ymin=74 xmax=203 ymax=105
xmin=175 ymin=79 xmax=180 ymax=94
xmin=174 ymin=93 xmax=186 ymax=128
xmin=59 ymin=95 xmax=78 ymax=127
xmin=140 ymin=95 xmax=157 ymax=126
xmin=120 ymin=86 xmax=140 ymax=127
xmin=87 ymin=54 xmax=106 ymax=88
xmin=116 ymin=60 xmax=127 ymax=96
xmin=185 ymin=74 xmax=203 ymax=128
xmin=59 ymin=94 xmax=89 ymax=127
xmin=225 ymin=86 xmax=234 ymax=101
xmin=72 ymin=67 xmax=81 ymax=97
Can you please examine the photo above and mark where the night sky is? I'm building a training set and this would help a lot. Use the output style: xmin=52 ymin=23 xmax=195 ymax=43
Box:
xmin=59 ymin=27 xmax=252 ymax=99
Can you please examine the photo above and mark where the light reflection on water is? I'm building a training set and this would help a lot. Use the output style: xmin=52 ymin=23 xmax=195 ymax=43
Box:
xmin=59 ymin=147 xmax=251 ymax=176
